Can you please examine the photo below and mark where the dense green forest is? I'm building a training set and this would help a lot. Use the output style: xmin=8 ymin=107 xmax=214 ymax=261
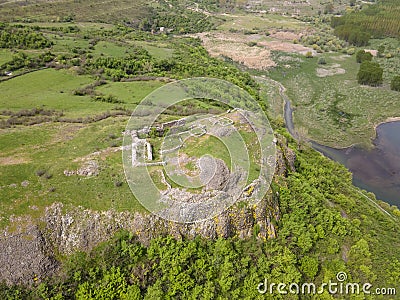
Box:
xmin=331 ymin=0 xmax=400 ymax=44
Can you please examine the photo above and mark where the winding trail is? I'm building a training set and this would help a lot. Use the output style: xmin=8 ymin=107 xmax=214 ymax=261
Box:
xmin=0 ymin=67 xmax=48 ymax=82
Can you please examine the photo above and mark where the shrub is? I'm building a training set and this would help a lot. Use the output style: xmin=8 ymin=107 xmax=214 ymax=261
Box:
xmin=357 ymin=61 xmax=383 ymax=86
xmin=93 ymin=95 xmax=124 ymax=104
xmin=378 ymin=45 xmax=385 ymax=57
xmin=317 ymin=57 xmax=327 ymax=65
xmin=391 ymin=76 xmax=400 ymax=91
xmin=246 ymin=41 xmax=257 ymax=47
xmin=35 ymin=169 xmax=46 ymax=177
xmin=114 ymin=181 xmax=123 ymax=187
xmin=305 ymin=51 xmax=313 ymax=58
xmin=356 ymin=50 xmax=373 ymax=63
xmin=347 ymin=48 xmax=356 ymax=55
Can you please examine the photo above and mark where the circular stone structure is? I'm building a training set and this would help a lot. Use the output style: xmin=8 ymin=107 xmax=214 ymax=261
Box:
xmin=122 ymin=78 xmax=276 ymax=223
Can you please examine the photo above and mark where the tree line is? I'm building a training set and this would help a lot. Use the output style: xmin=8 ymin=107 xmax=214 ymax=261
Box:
xmin=331 ymin=0 xmax=400 ymax=44
xmin=0 ymin=23 xmax=52 ymax=49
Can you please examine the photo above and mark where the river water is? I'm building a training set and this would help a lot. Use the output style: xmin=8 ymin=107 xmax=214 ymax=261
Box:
xmin=284 ymin=99 xmax=400 ymax=207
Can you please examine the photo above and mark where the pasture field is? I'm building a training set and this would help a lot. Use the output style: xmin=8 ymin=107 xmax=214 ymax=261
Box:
xmin=0 ymin=117 xmax=148 ymax=229
xmin=0 ymin=49 xmax=13 ymax=66
xmin=218 ymin=13 xmax=306 ymax=33
xmin=0 ymin=0 xmax=149 ymax=23
xmin=1 ymin=68 xmax=97 ymax=117
xmin=0 ymin=48 xmax=238 ymax=229
xmin=11 ymin=21 xmax=115 ymax=31
xmin=133 ymin=41 xmax=174 ymax=60
xmin=96 ymin=81 xmax=164 ymax=106
xmin=50 ymin=35 xmax=91 ymax=54
xmin=93 ymin=41 xmax=134 ymax=58
xmin=269 ymin=49 xmax=400 ymax=148
xmin=240 ymin=0 xmax=354 ymax=16
xmin=0 ymin=69 xmax=164 ymax=117
xmin=0 ymin=68 xmax=167 ymax=228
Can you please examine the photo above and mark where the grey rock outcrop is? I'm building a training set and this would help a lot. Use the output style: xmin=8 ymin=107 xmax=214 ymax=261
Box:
xmin=0 ymin=134 xmax=295 ymax=285
xmin=0 ymin=225 xmax=59 ymax=285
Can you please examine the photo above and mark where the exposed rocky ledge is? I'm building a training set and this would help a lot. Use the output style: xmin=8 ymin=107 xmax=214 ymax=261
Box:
xmin=0 ymin=225 xmax=59 ymax=285
xmin=0 ymin=134 xmax=296 ymax=286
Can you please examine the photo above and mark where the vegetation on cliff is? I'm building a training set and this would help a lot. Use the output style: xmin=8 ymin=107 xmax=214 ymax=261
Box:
xmin=1 ymin=137 xmax=399 ymax=298
xmin=0 ymin=1 xmax=399 ymax=299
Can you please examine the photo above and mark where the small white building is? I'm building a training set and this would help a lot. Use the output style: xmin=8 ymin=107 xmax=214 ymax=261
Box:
xmin=146 ymin=142 xmax=153 ymax=161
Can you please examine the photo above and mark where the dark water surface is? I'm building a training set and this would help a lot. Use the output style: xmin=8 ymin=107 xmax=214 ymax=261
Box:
xmin=283 ymin=96 xmax=400 ymax=206
xmin=312 ymin=122 xmax=400 ymax=207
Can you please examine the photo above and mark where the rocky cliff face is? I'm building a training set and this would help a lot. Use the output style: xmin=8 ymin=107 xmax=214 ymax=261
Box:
xmin=0 ymin=134 xmax=296 ymax=285
xmin=0 ymin=225 xmax=59 ymax=285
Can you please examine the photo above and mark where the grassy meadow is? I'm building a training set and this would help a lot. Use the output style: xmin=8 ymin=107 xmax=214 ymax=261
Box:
xmin=0 ymin=114 xmax=150 ymax=228
xmin=0 ymin=0 xmax=150 ymax=23
xmin=96 ymin=81 xmax=164 ymax=106
xmin=269 ymin=48 xmax=400 ymax=148
xmin=0 ymin=49 xmax=13 ymax=66
xmin=0 ymin=65 xmax=166 ymax=228
xmin=0 ymin=68 xmax=165 ymax=117
xmin=218 ymin=13 xmax=306 ymax=33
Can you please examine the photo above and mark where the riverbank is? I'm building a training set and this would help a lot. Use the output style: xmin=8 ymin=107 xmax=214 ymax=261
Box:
xmin=280 ymin=86 xmax=400 ymax=207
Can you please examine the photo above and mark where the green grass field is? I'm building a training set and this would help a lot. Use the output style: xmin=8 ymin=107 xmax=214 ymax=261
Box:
xmin=269 ymin=50 xmax=400 ymax=148
xmin=96 ymin=81 xmax=164 ymax=106
xmin=0 ymin=69 xmax=166 ymax=228
xmin=238 ymin=0 xmax=354 ymax=16
xmin=0 ymin=69 xmax=164 ymax=117
xmin=133 ymin=41 xmax=174 ymax=60
xmin=49 ymin=35 xmax=91 ymax=53
xmin=218 ymin=13 xmax=306 ymax=33
xmin=1 ymin=68 xmax=98 ymax=117
xmin=0 ymin=117 xmax=148 ymax=228
xmin=0 ymin=0 xmax=149 ymax=23
xmin=0 ymin=49 xmax=13 ymax=66
xmin=182 ymin=135 xmax=232 ymax=170
xmin=93 ymin=41 xmax=129 ymax=58
xmin=12 ymin=21 xmax=115 ymax=31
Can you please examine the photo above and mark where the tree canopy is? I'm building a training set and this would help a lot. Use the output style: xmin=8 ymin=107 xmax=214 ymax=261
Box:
xmin=356 ymin=50 xmax=373 ymax=63
xmin=391 ymin=76 xmax=400 ymax=91
xmin=357 ymin=61 xmax=383 ymax=86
